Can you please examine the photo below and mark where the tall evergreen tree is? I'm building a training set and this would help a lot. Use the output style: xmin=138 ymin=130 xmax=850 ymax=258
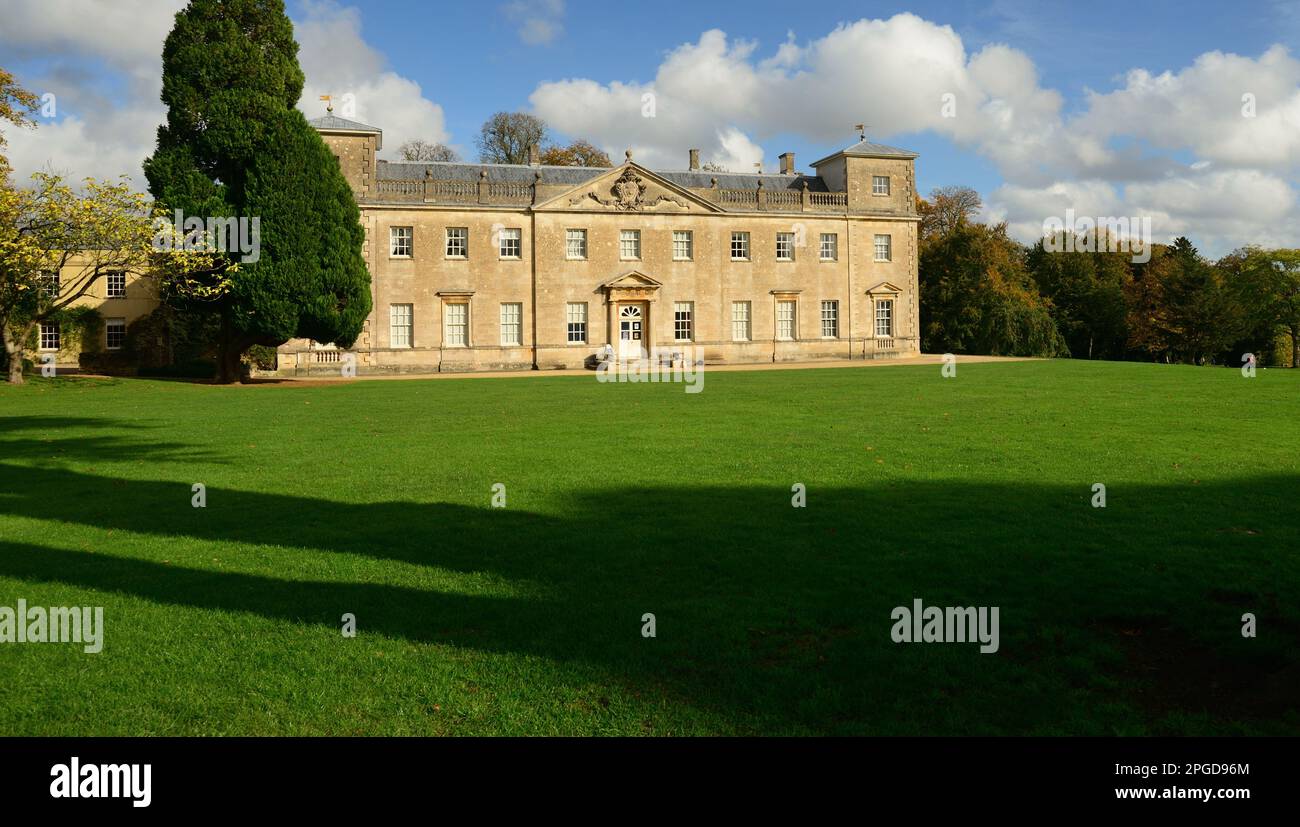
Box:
xmin=144 ymin=0 xmax=370 ymax=382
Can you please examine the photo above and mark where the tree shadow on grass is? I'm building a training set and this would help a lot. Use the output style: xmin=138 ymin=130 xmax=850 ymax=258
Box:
xmin=0 ymin=424 xmax=1297 ymax=734
xmin=0 ymin=416 xmax=228 ymax=468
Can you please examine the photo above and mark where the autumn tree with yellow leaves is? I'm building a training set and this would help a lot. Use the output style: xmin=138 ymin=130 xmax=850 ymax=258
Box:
xmin=0 ymin=172 xmax=227 ymax=384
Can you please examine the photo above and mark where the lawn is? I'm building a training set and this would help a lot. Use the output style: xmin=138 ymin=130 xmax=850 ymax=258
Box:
xmin=0 ymin=360 xmax=1296 ymax=736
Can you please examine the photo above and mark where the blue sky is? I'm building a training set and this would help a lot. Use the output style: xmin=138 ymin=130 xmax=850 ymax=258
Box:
xmin=3 ymin=0 xmax=1298 ymax=256
xmin=364 ymin=3 xmax=1284 ymax=141
xmin=292 ymin=0 xmax=1296 ymax=195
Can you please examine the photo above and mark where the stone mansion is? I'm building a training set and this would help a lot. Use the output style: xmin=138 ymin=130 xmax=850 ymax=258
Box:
xmin=40 ymin=113 xmax=921 ymax=374
xmin=283 ymin=113 xmax=922 ymax=373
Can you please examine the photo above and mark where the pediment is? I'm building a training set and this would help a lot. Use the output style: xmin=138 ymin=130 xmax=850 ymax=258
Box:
xmin=536 ymin=162 xmax=722 ymax=213
xmin=864 ymin=280 xmax=904 ymax=295
xmin=601 ymin=270 xmax=663 ymax=290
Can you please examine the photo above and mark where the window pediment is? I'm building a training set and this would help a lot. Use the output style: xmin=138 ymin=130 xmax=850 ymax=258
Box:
xmin=864 ymin=280 xmax=903 ymax=295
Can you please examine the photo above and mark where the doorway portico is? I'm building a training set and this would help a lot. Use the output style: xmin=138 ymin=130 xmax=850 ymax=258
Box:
xmin=601 ymin=271 xmax=662 ymax=362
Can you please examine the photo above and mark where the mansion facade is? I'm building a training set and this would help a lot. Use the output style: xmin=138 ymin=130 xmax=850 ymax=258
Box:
xmin=283 ymin=113 xmax=923 ymax=374
xmin=38 ymin=115 xmax=922 ymax=375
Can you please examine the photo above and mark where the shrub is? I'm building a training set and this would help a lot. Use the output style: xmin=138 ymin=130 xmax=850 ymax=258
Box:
xmin=78 ymin=350 xmax=137 ymax=376
xmin=138 ymin=359 xmax=218 ymax=379
xmin=245 ymin=344 xmax=278 ymax=370
xmin=1270 ymin=332 xmax=1295 ymax=368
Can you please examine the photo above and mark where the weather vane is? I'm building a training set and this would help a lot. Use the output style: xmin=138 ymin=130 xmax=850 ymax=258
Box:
xmin=320 ymin=94 xmax=333 ymax=113
xmin=855 ymin=123 xmax=868 ymax=141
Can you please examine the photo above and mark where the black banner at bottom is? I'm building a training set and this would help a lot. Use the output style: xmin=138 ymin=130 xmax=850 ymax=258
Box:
xmin=0 ymin=737 xmax=1285 ymax=814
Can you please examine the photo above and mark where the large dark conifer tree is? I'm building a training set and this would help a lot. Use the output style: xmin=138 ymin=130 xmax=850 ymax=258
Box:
xmin=145 ymin=0 xmax=370 ymax=382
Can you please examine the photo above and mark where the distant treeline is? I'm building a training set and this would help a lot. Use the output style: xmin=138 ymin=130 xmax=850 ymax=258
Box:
xmin=917 ymin=188 xmax=1299 ymax=367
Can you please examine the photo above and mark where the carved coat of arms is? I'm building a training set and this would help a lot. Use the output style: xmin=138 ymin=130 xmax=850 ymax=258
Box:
xmin=569 ymin=168 xmax=688 ymax=211
xmin=611 ymin=170 xmax=647 ymax=209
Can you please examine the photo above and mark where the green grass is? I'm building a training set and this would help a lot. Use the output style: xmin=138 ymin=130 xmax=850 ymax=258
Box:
xmin=1 ymin=360 xmax=1297 ymax=735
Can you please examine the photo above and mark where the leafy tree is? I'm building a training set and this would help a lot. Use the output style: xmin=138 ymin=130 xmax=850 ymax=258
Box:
xmin=920 ymin=221 xmax=1065 ymax=357
xmin=398 ymin=139 xmax=459 ymax=162
xmin=0 ymin=67 xmax=40 ymax=178
xmin=0 ymin=172 xmax=221 ymax=384
xmin=539 ymin=140 xmax=611 ymax=167
xmin=1228 ymin=247 xmax=1300 ymax=367
xmin=1162 ymin=237 xmax=1246 ymax=364
xmin=143 ymin=0 xmax=371 ymax=383
xmin=1125 ymin=239 xmax=1245 ymax=364
xmin=701 ymin=161 xmax=730 ymax=173
xmin=476 ymin=112 xmax=548 ymax=164
xmin=1027 ymin=233 xmax=1131 ymax=359
xmin=1124 ymin=244 xmax=1173 ymax=361
xmin=918 ymin=185 xmax=982 ymax=241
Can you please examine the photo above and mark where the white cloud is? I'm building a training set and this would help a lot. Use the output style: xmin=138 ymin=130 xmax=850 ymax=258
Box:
xmin=1127 ymin=169 xmax=1299 ymax=251
xmin=978 ymin=41 xmax=1300 ymax=257
xmin=5 ymin=108 xmax=164 ymax=186
xmin=530 ymin=17 xmax=1070 ymax=179
xmin=3 ymin=0 xmax=451 ymax=185
xmin=4 ymin=6 xmax=1297 ymax=258
xmin=987 ymin=169 xmax=1300 ymax=256
xmin=712 ymin=128 xmax=765 ymax=174
xmin=0 ymin=0 xmax=183 ymax=76
xmin=985 ymin=180 xmax=1129 ymax=244
xmin=1075 ymin=45 xmax=1300 ymax=173
xmin=1 ymin=0 xmax=185 ymax=185
xmin=294 ymin=1 xmax=450 ymax=156
xmin=529 ymin=14 xmax=1300 ymax=256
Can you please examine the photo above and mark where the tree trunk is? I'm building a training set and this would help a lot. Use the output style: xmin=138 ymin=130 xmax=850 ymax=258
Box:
xmin=215 ymin=308 xmax=248 ymax=384
xmin=3 ymin=324 xmax=28 ymax=385
xmin=216 ymin=344 xmax=244 ymax=384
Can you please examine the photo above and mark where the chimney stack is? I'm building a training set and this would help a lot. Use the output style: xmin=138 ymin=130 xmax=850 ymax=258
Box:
xmin=779 ymin=152 xmax=795 ymax=175
xmin=528 ymin=144 xmax=540 ymax=166
xmin=689 ymin=149 xmax=700 ymax=171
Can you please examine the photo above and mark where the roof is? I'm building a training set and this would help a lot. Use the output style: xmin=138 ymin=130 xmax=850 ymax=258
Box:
xmin=375 ymin=161 xmax=828 ymax=191
xmin=307 ymin=114 xmax=383 ymax=134
xmin=659 ymin=169 xmax=828 ymax=192
xmin=811 ymin=138 xmax=918 ymax=167
xmin=377 ymin=161 xmax=603 ymax=186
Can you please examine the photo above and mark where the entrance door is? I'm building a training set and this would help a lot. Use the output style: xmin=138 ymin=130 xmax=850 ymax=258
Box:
xmin=618 ymin=304 xmax=645 ymax=361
